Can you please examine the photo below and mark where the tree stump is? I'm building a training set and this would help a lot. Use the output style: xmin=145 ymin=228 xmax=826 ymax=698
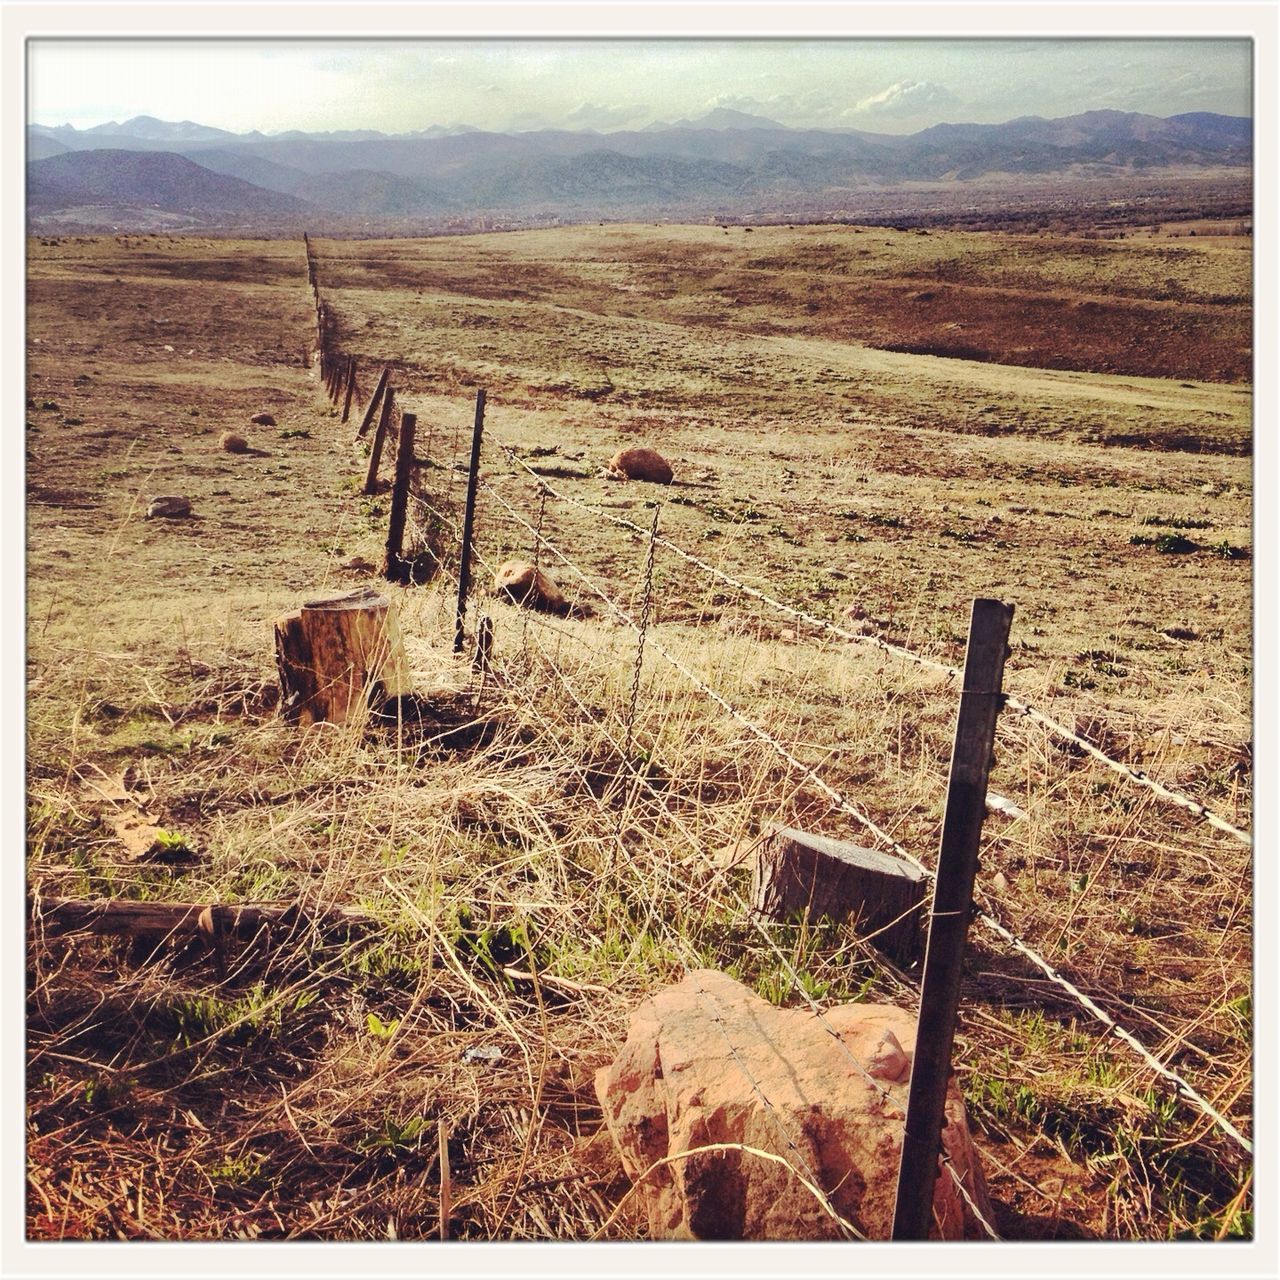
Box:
xmin=752 ymin=825 xmax=925 ymax=965
xmin=274 ymin=586 xmax=412 ymax=726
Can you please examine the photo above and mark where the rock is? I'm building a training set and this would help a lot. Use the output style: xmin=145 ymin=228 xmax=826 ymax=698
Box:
xmin=608 ymin=446 xmax=674 ymax=485
xmin=219 ymin=431 xmax=249 ymax=453
xmin=493 ymin=560 xmax=569 ymax=615
xmin=146 ymin=496 xmax=191 ymax=520
xmin=251 ymin=412 xmax=277 ymax=427
xmin=595 ymin=969 xmax=991 ymax=1240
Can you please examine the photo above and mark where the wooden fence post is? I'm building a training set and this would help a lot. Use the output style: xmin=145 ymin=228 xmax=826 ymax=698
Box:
xmin=341 ymin=356 xmax=358 ymax=422
xmin=357 ymin=366 xmax=390 ymax=439
xmin=382 ymin=412 xmax=417 ymax=583
xmin=453 ymin=389 xmax=487 ymax=653
xmin=274 ymin=586 xmax=413 ymax=726
xmin=891 ymin=596 xmax=1013 ymax=1241
xmin=364 ymin=387 xmax=395 ymax=495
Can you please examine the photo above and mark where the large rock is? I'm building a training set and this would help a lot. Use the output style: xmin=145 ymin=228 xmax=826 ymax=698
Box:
xmin=607 ymin=446 xmax=673 ymax=485
xmin=594 ymin=969 xmax=992 ymax=1240
xmin=493 ymin=560 xmax=569 ymax=615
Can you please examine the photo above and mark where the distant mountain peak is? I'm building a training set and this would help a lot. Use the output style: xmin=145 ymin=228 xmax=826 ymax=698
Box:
xmin=670 ymin=107 xmax=790 ymax=131
xmin=104 ymin=115 xmax=238 ymax=142
xmin=26 ymin=106 xmax=1251 ymax=232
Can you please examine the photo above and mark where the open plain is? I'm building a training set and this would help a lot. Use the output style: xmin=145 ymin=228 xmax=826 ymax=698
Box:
xmin=25 ymin=220 xmax=1252 ymax=1242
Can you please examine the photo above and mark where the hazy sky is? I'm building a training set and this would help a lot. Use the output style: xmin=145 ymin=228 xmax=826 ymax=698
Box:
xmin=28 ymin=39 xmax=1252 ymax=135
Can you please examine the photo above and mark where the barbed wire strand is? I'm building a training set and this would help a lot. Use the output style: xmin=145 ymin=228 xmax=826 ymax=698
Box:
xmin=480 ymin=476 xmax=1251 ymax=1159
xmin=309 ymin=273 xmax=1248 ymax=1169
xmin=497 ymin=450 xmax=1251 ymax=848
xmin=511 ymin=603 xmax=996 ymax=1237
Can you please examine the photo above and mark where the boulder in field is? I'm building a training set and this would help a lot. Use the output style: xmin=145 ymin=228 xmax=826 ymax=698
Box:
xmin=250 ymin=412 xmax=277 ymax=427
xmin=594 ymin=969 xmax=992 ymax=1240
xmin=608 ymin=446 xmax=674 ymax=485
xmin=493 ymin=560 xmax=569 ymax=615
xmin=145 ymin=496 xmax=191 ymax=520
xmin=219 ymin=431 xmax=249 ymax=453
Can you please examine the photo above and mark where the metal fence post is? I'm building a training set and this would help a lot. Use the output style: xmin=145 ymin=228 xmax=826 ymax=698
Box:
xmin=891 ymin=596 xmax=1013 ymax=1240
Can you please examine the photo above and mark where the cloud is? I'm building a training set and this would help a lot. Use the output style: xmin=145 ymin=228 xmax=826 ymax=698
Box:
xmin=562 ymin=101 xmax=648 ymax=130
xmin=846 ymin=80 xmax=958 ymax=119
xmin=703 ymin=90 xmax=837 ymax=125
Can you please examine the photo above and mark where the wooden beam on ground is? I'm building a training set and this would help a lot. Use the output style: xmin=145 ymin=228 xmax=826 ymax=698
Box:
xmin=31 ymin=895 xmax=374 ymax=942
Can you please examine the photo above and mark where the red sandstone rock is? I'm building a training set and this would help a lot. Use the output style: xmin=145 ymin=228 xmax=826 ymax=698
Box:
xmin=594 ymin=969 xmax=992 ymax=1240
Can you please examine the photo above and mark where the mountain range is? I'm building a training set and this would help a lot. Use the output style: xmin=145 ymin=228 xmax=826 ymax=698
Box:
xmin=26 ymin=109 xmax=1252 ymax=232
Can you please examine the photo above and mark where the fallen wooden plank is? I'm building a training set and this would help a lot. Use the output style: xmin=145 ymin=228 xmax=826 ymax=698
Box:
xmin=29 ymin=895 xmax=374 ymax=942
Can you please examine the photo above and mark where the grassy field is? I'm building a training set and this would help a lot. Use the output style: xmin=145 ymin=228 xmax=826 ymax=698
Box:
xmin=25 ymin=222 xmax=1252 ymax=1244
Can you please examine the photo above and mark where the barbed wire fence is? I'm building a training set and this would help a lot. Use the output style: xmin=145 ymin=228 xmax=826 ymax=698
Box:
xmin=302 ymin=240 xmax=1254 ymax=1236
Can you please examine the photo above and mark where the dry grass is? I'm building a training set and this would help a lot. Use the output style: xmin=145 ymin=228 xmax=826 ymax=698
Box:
xmin=25 ymin=224 xmax=1252 ymax=1244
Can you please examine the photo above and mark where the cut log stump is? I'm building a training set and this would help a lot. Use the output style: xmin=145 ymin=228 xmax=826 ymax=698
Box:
xmin=752 ymin=824 xmax=925 ymax=965
xmin=274 ymin=586 xmax=412 ymax=726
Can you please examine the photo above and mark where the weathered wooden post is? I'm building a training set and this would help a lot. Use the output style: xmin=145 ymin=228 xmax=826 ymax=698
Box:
xmin=356 ymin=365 xmax=390 ymax=439
xmin=453 ymin=389 xmax=487 ymax=654
xmin=891 ymin=597 xmax=1013 ymax=1240
xmin=382 ymin=412 xmax=417 ymax=583
xmin=341 ymin=356 xmax=358 ymax=423
xmin=364 ymin=387 xmax=395 ymax=495
xmin=752 ymin=826 xmax=925 ymax=965
xmin=274 ymin=586 xmax=413 ymax=726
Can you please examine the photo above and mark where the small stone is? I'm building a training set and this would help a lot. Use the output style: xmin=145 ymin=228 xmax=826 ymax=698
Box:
xmin=608 ymin=446 xmax=674 ymax=485
xmin=493 ymin=560 xmax=569 ymax=615
xmin=866 ymin=1028 xmax=910 ymax=1082
xmin=219 ymin=431 xmax=249 ymax=453
xmin=146 ymin=495 xmax=191 ymax=519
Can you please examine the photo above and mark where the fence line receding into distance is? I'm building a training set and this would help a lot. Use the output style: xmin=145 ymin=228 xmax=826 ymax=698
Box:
xmin=301 ymin=235 xmax=1254 ymax=1165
